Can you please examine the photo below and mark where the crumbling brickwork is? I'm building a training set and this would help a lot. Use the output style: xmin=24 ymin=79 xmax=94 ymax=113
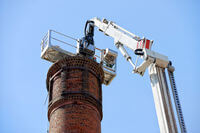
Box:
xmin=46 ymin=56 xmax=104 ymax=133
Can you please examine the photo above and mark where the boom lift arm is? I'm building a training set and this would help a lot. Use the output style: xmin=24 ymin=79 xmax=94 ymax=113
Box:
xmin=90 ymin=17 xmax=170 ymax=76
xmin=90 ymin=17 xmax=187 ymax=133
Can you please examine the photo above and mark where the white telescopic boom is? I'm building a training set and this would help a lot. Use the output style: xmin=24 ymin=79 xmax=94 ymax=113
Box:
xmin=90 ymin=17 xmax=187 ymax=133
xmin=149 ymin=64 xmax=178 ymax=133
xmin=90 ymin=17 xmax=153 ymax=51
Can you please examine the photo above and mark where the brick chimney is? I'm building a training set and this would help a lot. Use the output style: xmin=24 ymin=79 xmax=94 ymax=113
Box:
xmin=46 ymin=55 xmax=104 ymax=133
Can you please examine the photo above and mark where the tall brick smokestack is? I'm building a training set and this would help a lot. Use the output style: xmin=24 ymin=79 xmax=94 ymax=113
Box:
xmin=46 ymin=56 xmax=104 ymax=133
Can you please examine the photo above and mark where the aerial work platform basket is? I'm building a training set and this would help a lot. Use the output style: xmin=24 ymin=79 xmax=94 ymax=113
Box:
xmin=41 ymin=30 xmax=76 ymax=63
xmin=40 ymin=30 xmax=118 ymax=85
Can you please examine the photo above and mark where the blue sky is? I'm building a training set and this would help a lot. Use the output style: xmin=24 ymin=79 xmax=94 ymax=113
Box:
xmin=0 ymin=0 xmax=199 ymax=132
